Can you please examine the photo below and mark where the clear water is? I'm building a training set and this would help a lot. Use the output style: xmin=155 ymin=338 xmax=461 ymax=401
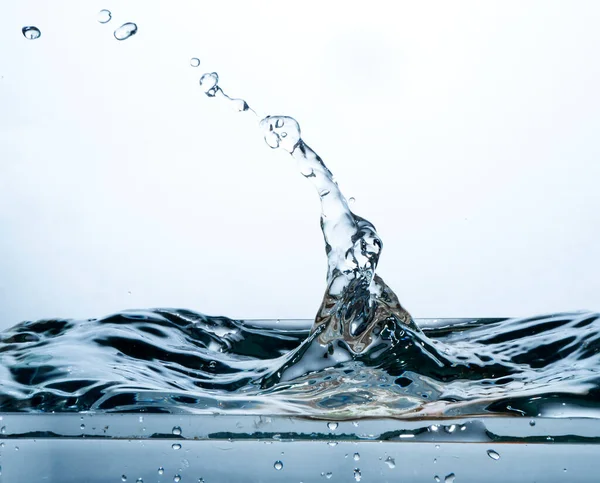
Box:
xmin=3 ymin=10 xmax=600 ymax=483
xmin=2 ymin=69 xmax=600 ymax=420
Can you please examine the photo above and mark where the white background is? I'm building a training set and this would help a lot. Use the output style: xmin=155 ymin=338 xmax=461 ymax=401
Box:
xmin=1 ymin=1 xmax=599 ymax=329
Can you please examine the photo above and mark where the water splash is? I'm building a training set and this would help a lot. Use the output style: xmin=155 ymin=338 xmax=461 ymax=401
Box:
xmin=1 ymin=63 xmax=600 ymax=423
xmin=22 ymin=26 xmax=41 ymax=40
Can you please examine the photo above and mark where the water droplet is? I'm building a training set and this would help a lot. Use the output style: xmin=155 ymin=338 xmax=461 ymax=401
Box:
xmin=444 ymin=424 xmax=457 ymax=433
xmin=172 ymin=426 xmax=182 ymax=436
xmin=434 ymin=477 xmax=440 ymax=483
xmin=190 ymin=58 xmax=201 ymax=67
xmin=353 ymin=453 xmax=360 ymax=461
xmin=121 ymin=476 xmax=127 ymax=482
xmin=274 ymin=461 xmax=283 ymax=471
xmin=327 ymin=422 xmax=338 ymax=431
xmin=174 ymin=476 xmax=181 ymax=483
xmin=198 ymin=479 xmax=204 ymax=483
xmin=445 ymin=473 xmax=456 ymax=483
xmin=435 ymin=444 xmax=440 ymax=450
xmin=172 ymin=443 xmax=182 ymax=450
xmin=275 ymin=119 xmax=284 ymax=128
xmin=487 ymin=449 xmax=500 ymax=460
xmin=22 ymin=26 xmax=41 ymax=40
xmin=433 ymin=458 xmax=437 ymax=464
xmin=114 ymin=22 xmax=138 ymax=41
xmin=209 ymin=361 xmax=217 ymax=369
xmin=529 ymin=419 xmax=536 ymax=426
xmin=349 ymin=197 xmax=356 ymax=204
xmin=14 ymin=446 xmax=19 ymax=451
xmin=1 ymin=426 xmax=5 ymax=434
xmin=97 ymin=10 xmax=112 ymax=24
xmin=385 ymin=456 xmax=396 ymax=468
xmin=199 ymin=72 xmax=219 ymax=97
xmin=354 ymin=468 xmax=361 ymax=481
xmin=158 ymin=467 xmax=164 ymax=475
xmin=136 ymin=479 xmax=143 ymax=483
xmin=80 ymin=424 xmax=85 ymax=430
xmin=327 ymin=442 xmax=338 ymax=447
xmin=352 ymin=422 xmax=359 ymax=427
xmin=325 ymin=472 xmax=333 ymax=479
xmin=138 ymin=416 xmax=144 ymax=423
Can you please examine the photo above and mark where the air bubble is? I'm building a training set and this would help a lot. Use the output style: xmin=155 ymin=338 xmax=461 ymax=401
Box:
xmin=445 ymin=473 xmax=456 ymax=483
xmin=354 ymin=469 xmax=361 ymax=481
xmin=487 ymin=449 xmax=500 ymax=460
xmin=385 ymin=456 xmax=396 ymax=468
xmin=114 ymin=22 xmax=138 ymax=41
xmin=274 ymin=461 xmax=283 ymax=470
xmin=22 ymin=26 xmax=41 ymax=40
xmin=172 ymin=443 xmax=182 ymax=450
xmin=353 ymin=453 xmax=360 ymax=461
xmin=97 ymin=10 xmax=112 ymax=24
xmin=327 ymin=422 xmax=338 ymax=431
xmin=190 ymin=58 xmax=201 ymax=67
xmin=172 ymin=426 xmax=182 ymax=436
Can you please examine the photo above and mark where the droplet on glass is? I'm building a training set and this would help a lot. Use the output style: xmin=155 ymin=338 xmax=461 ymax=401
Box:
xmin=327 ymin=422 xmax=338 ymax=431
xmin=274 ymin=461 xmax=283 ymax=470
xmin=172 ymin=443 xmax=181 ymax=450
xmin=385 ymin=456 xmax=396 ymax=468
xmin=173 ymin=476 xmax=181 ymax=483
xmin=114 ymin=22 xmax=138 ymax=41
xmin=97 ymin=10 xmax=112 ymax=24
xmin=353 ymin=453 xmax=360 ymax=461
xmin=121 ymin=476 xmax=127 ymax=482
xmin=325 ymin=472 xmax=333 ymax=479
xmin=354 ymin=469 xmax=361 ymax=481
xmin=172 ymin=426 xmax=182 ymax=436
xmin=158 ymin=467 xmax=164 ymax=475
xmin=445 ymin=473 xmax=456 ymax=483
xmin=487 ymin=449 xmax=500 ymax=460
xmin=22 ymin=26 xmax=41 ymax=40
xmin=529 ymin=419 xmax=536 ymax=426
xmin=190 ymin=58 xmax=201 ymax=67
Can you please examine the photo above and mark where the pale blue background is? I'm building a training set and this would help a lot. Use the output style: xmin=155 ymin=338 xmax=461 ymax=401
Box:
xmin=1 ymin=1 xmax=599 ymax=329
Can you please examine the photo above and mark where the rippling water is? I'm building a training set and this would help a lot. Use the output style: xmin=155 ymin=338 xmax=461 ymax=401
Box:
xmin=2 ymin=310 xmax=599 ymax=418
xmin=3 ymin=18 xmax=599 ymax=429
